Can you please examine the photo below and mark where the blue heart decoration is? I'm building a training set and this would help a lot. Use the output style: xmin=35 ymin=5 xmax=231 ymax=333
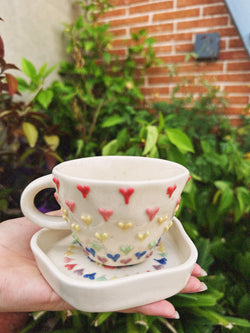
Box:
xmin=135 ymin=251 xmax=146 ymax=260
xmin=154 ymin=258 xmax=167 ymax=265
xmin=85 ymin=247 xmax=96 ymax=257
xmin=107 ymin=253 xmax=120 ymax=262
xmin=84 ymin=273 xmax=96 ymax=280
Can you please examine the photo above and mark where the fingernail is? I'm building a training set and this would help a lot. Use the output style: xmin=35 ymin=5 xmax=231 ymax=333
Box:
xmin=174 ymin=311 xmax=180 ymax=319
xmin=201 ymin=269 xmax=208 ymax=277
xmin=200 ymin=282 xmax=208 ymax=292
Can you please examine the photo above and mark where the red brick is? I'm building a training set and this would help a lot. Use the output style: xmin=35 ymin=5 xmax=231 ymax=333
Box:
xmin=130 ymin=23 xmax=173 ymax=34
xmin=229 ymin=118 xmax=243 ymax=126
xmin=159 ymin=54 xmax=186 ymax=63
xmin=224 ymin=85 xmax=250 ymax=94
xmin=109 ymin=15 xmax=149 ymax=28
xmin=178 ymin=62 xmax=224 ymax=73
xmin=229 ymin=38 xmax=244 ymax=48
xmin=225 ymin=106 xmax=246 ymax=115
xmin=227 ymin=96 xmax=249 ymax=105
xmin=175 ymin=43 xmax=193 ymax=53
xmin=227 ymin=62 xmax=250 ymax=71
xmin=141 ymin=87 xmax=170 ymax=95
xmin=205 ymin=73 xmax=250 ymax=83
xmin=219 ymin=50 xmax=249 ymax=60
xmin=100 ymin=8 xmax=126 ymax=19
xmin=146 ymin=67 xmax=171 ymax=75
xmin=152 ymin=32 xmax=193 ymax=43
xmin=109 ymin=49 xmax=126 ymax=57
xmin=153 ymin=8 xmax=199 ymax=21
xmin=209 ymin=27 xmax=238 ymax=38
xmin=111 ymin=0 xmax=149 ymax=6
xmin=149 ymin=75 xmax=194 ymax=84
xmin=177 ymin=0 xmax=222 ymax=8
xmin=130 ymin=1 xmax=173 ymax=15
xmin=110 ymin=28 xmax=127 ymax=37
xmin=154 ymin=45 xmax=172 ymax=53
xmin=203 ymin=4 xmax=228 ymax=16
xmin=175 ymin=85 xmax=208 ymax=94
xmin=177 ymin=16 xmax=228 ymax=30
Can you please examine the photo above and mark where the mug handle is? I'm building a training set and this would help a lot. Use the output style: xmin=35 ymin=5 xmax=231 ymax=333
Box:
xmin=20 ymin=174 xmax=69 ymax=229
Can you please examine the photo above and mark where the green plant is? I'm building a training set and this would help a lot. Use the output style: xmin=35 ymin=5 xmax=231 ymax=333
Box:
xmin=0 ymin=31 xmax=61 ymax=220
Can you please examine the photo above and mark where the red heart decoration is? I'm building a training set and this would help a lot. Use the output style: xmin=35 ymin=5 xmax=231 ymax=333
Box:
xmin=146 ymin=207 xmax=159 ymax=221
xmin=65 ymin=200 xmax=75 ymax=212
xmin=98 ymin=208 xmax=113 ymax=222
xmin=167 ymin=184 xmax=177 ymax=198
xmin=53 ymin=177 xmax=60 ymax=191
xmin=64 ymin=264 xmax=77 ymax=271
xmin=187 ymin=175 xmax=191 ymax=183
xmin=77 ymin=184 xmax=90 ymax=198
xmin=119 ymin=187 xmax=134 ymax=204
xmin=97 ymin=256 xmax=108 ymax=264
xmin=120 ymin=258 xmax=132 ymax=265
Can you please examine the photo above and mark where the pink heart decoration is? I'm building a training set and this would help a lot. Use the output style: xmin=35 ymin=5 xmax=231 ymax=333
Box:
xmin=54 ymin=192 xmax=59 ymax=202
xmin=97 ymin=256 xmax=108 ymax=265
xmin=64 ymin=257 xmax=72 ymax=263
xmin=146 ymin=207 xmax=159 ymax=221
xmin=120 ymin=258 xmax=132 ymax=265
xmin=53 ymin=177 xmax=60 ymax=191
xmin=77 ymin=184 xmax=90 ymax=198
xmin=98 ymin=208 xmax=113 ymax=222
xmin=65 ymin=200 xmax=75 ymax=212
xmin=176 ymin=196 xmax=181 ymax=206
xmin=119 ymin=188 xmax=134 ymax=204
xmin=167 ymin=184 xmax=177 ymax=198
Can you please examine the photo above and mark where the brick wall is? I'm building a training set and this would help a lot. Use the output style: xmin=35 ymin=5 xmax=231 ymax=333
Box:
xmin=99 ymin=0 xmax=250 ymax=125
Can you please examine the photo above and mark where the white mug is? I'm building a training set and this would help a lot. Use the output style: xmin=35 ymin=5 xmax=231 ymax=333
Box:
xmin=21 ymin=156 xmax=190 ymax=266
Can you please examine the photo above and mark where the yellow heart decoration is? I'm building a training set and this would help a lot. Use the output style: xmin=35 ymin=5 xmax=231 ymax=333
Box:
xmin=158 ymin=215 xmax=168 ymax=225
xmin=81 ymin=215 xmax=93 ymax=226
xmin=137 ymin=231 xmax=150 ymax=241
xmin=95 ymin=232 xmax=109 ymax=243
xmin=117 ymin=221 xmax=133 ymax=231
xmin=71 ymin=223 xmax=81 ymax=232
xmin=164 ymin=221 xmax=173 ymax=233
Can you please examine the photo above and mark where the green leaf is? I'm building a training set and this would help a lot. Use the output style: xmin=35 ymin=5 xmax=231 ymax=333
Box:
xmin=101 ymin=115 xmax=125 ymax=128
xmin=103 ymin=51 xmax=111 ymax=64
xmin=37 ymin=89 xmax=54 ymax=109
xmin=43 ymin=135 xmax=60 ymax=151
xmin=21 ymin=58 xmax=37 ymax=79
xmin=22 ymin=122 xmax=38 ymax=148
xmin=102 ymin=139 xmax=118 ymax=156
xmin=143 ymin=125 xmax=158 ymax=155
xmin=218 ymin=187 xmax=234 ymax=214
xmin=0 ymin=199 xmax=8 ymax=212
xmin=92 ymin=312 xmax=113 ymax=327
xmin=166 ymin=128 xmax=194 ymax=153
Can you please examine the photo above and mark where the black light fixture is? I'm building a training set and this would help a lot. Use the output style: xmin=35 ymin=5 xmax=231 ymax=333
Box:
xmin=194 ymin=32 xmax=220 ymax=60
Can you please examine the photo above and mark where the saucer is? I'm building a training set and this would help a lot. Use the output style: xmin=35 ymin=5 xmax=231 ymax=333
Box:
xmin=31 ymin=217 xmax=198 ymax=312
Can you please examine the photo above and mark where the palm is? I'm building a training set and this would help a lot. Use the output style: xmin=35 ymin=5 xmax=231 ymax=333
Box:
xmin=0 ymin=216 xmax=206 ymax=317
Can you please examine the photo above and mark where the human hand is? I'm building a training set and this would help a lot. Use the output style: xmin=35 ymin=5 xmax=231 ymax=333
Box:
xmin=0 ymin=216 xmax=207 ymax=317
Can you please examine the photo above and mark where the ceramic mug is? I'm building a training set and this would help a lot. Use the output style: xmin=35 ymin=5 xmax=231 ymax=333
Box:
xmin=21 ymin=156 xmax=190 ymax=266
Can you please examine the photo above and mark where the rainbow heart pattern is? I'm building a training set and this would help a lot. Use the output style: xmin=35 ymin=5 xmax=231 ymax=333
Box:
xmin=64 ymin=237 xmax=168 ymax=281
xmin=53 ymin=181 xmax=180 ymax=266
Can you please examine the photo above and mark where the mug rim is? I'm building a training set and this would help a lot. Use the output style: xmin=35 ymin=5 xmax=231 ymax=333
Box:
xmin=53 ymin=156 xmax=189 ymax=184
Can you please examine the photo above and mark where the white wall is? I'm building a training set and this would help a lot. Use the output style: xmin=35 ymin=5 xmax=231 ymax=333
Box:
xmin=1 ymin=0 xmax=76 ymax=84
